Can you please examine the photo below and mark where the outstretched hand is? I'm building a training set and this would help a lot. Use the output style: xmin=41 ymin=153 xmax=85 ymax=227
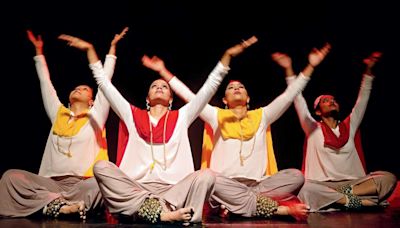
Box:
xmin=220 ymin=36 xmax=258 ymax=67
xmin=308 ymin=43 xmax=331 ymax=68
xmin=58 ymin=34 xmax=93 ymax=51
xmin=271 ymin=52 xmax=292 ymax=69
xmin=142 ymin=55 xmax=166 ymax=73
xmin=363 ymin=51 xmax=382 ymax=75
xmin=225 ymin=36 xmax=258 ymax=57
xmin=111 ymin=27 xmax=129 ymax=46
xmin=142 ymin=55 xmax=174 ymax=81
xmin=27 ymin=30 xmax=43 ymax=54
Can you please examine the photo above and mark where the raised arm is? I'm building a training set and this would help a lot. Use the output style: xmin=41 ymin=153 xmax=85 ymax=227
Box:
xmin=58 ymin=34 xmax=99 ymax=64
xmin=273 ymin=52 xmax=317 ymax=135
xmin=263 ymin=44 xmax=331 ymax=128
xmin=142 ymin=36 xmax=258 ymax=127
xmin=58 ymin=33 xmax=129 ymax=127
xmin=104 ymin=27 xmax=129 ymax=80
xmin=349 ymin=52 xmax=381 ymax=129
xmin=27 ymin=30 xmax=62 ymax=123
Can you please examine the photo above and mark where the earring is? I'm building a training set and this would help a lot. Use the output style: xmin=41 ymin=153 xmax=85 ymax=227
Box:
xmin=168 ymin=102 xmax=172 ymax=110
xmin=247 ymin=102 xmax=250 ymax=109
xmin=68 ymin=103 xmax=71 ymax=109
xmin=146 ymin=101 xmax=150 ymax=110
xmin=225 ymin=104 xmax=228 ymax=109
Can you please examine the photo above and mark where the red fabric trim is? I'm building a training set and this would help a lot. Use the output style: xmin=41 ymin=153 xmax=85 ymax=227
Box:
xmin=301 ymin=139 xmax=307 ymax=174
xmin=320 ymin=117 xmax=350 ymax=150
xmin=116 ymin=106 xmax=178 ymax=167
xmin=132 ymin=108 xmax=178 ymax=143
xmin=354 ymin=129 xmax=367 ymax=172
xmin=302 ymin=116 xmax=367 ymax=174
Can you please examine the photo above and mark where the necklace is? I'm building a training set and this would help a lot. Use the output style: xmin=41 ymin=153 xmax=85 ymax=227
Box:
xmin=55 ymin=115 xmax=77 ymax=158
xmin=238 ymin=117 xmax=256 ymax=166
xmin=56 ymin=136 xmax=73 ymax=158
xmin=149 ymin=111 xmax=169 ymax=172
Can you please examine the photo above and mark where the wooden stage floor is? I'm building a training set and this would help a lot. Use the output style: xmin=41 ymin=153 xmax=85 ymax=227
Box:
xmin=1 ymin=181 xmax=399 ymax=227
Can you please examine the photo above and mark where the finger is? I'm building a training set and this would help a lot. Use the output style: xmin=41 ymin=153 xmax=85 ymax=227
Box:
xmin=246 ymin=36 xmax=258 ymax=45
xmin=242 ymin=36 xmax=258 ymax=47
xmin=224 ymin=209 xmax=229 ymax=215
xmin=58 ymin=34 xmax=74 ymax=41
xmin=26 ymin=30 xmax=33 ymax=39
xmin=121 ymin=27 xmax=129 ymax=35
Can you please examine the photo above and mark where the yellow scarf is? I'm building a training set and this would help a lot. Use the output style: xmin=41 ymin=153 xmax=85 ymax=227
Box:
xmin=53 ymin=106 xmax=89 ymax=137
xmin=201 ymin=108 xmax=278 ymax=175
xmin=52 ymin=105 xmax=108 ymax=177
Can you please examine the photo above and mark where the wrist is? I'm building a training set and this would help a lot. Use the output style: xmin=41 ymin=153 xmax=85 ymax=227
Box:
xmin=160 ymin=69 xmax=173 ymax=81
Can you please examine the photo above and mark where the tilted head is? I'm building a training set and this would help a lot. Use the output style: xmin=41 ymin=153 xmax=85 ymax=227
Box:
xmin=146 ymin=79 xmax=173 ymax=108
xmin=69 ymin=85 xmax=94 ymax=107
xmin=313 ymin=94 xmax=340 ymax=119
xmin=223 ymin=80 xmax=250 ymax=109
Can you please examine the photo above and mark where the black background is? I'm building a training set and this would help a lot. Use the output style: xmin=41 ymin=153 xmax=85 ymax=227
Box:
xmin=1 ymin=1 xmax=399 ymax=177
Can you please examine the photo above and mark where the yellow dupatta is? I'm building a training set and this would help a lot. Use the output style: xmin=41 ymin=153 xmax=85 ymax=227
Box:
xmin=52 ymin=105 xmax=108 ymax=177
xmin=201 ymin=108 xmax=278 ymax=175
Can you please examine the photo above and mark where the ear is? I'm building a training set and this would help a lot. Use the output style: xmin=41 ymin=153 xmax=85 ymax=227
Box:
xmin=222 ymin=97 xmax=227 ymax=106
xmin=88 ymin=99 xmax=94 ymax=107
xmin=247 ymin=97 xmax=250 ymax=104
xmin=169 ymin=98 xmax=173 ymax=105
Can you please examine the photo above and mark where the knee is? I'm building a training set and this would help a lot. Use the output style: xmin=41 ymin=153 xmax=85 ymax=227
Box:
xmin=378 ymin=171 xmax=397 ymax=187
xmin=196 ymin=169 xmax=216 ymax=188
xmin=1 ymin=169 xmax=26 ymax=182
xmin=93 ymin=160 xmax=111 ymax=177
xmin=286 ymin=168 xmax=305 ymax=186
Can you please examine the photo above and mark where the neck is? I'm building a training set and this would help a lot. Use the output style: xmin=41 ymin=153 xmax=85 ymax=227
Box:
xmin=230 ymin=105 xmax=248 ymax=120
xmin=149 ymin=105 xmax=169 ymax=120
xmin=321 ymin=116 xmax=338 ymax=128
xmin=70 ymin=102 xmax=90 ymax=116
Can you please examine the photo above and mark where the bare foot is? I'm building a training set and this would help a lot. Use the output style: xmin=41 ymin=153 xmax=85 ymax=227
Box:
xmin=219 ymin=205 xmax=229 ymax=218
xmin=286 ymin=203 xmax=309 ymax=221
xmin=362 ymin=199 xmax=376 ymax=207
xmin=160 ymin=207 xmax=193 ymax=224
xmin=59 ymin=201 xmax=86 ymax=219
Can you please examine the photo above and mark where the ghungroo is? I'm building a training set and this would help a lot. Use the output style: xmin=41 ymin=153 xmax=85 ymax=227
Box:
xmin=255 ymin=195 xmax=278 ymax=218
xmin=345 ymin=194 xmax=362 ymax=210
xmin=336 ymin=184 xmax=353 ymax=195
xmin=43 ymin=198 xmax=86 ymax=220
xmin=138 ymin=198 xmax=162 ymax=223
xmin=43 ymin=197 xmax=68 ymax=218
xmin=336 ymin=184 xmax=362 ymax=210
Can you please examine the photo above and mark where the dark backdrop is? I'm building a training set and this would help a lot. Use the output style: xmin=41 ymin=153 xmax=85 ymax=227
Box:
xmin=1 ymin=0 xmax=399 ymax=177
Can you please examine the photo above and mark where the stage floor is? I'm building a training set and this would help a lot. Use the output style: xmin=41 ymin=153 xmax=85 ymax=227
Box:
xmin=1 ymin=181 xmax=399 ymax=227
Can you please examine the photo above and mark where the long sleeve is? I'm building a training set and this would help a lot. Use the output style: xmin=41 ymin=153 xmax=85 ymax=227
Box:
xmin=286 ymin=75 xmax=318 ymax=136
xmin=92 ymin=67 xmax=133 ymax=128
xmin=88 ymin=55 xmax=116 ymax=127
xmin=103 ymin=54 xmax=117 ymax=80
xmin=34 ymin=55 xmax=62 ymax=124
xmin=349 ymin=74 xmax=374 ymax=131
xmin=178 ymin=62 xmax=229 ymax=126
xmin=262 ymin=73 xmax=310 ymax=125
xmin=169 ymin=66 xmax=221 ymax=130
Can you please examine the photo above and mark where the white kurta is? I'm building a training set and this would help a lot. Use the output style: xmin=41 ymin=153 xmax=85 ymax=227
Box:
xmin=37 ymin=55 xmax=116 ymax=177
xmin=170 ymin=73 xmax=310 ymax=181
xmin=94 ymin=62 xmax=229 ymax=184
xmin=286 ymin=74 xmax=373 ymax=181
